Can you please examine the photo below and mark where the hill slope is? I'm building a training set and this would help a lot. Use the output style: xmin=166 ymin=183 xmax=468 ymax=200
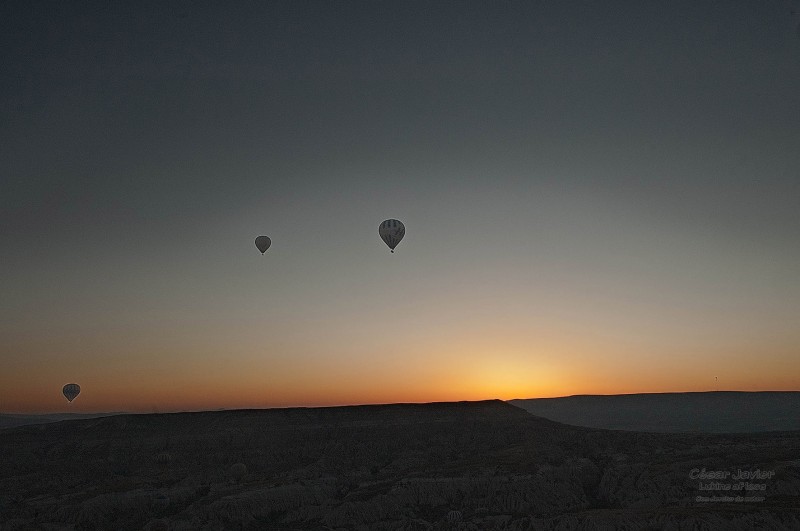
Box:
xmin=510 ymin=391 xmax=800 ymax=433
xmin=0 ymin=412 xmax=120 ymax=430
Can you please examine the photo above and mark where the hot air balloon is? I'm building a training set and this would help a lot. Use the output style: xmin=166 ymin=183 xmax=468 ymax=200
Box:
xmin=63 ymin=383 xmax=80 ymax=403
xmin=255 ymin=236 xmax=271 ymax=254
xmin=379 ymin=219 xmax=405 ymax=253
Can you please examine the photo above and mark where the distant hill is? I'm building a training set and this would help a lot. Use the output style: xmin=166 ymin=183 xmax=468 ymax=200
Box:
xmin=509 ymin=391 xmax=800 ymax=433
xmin=0 ymin=412 xmax=121 ymax=430
xmin=1 ymin=399 xmax=799 ymax=529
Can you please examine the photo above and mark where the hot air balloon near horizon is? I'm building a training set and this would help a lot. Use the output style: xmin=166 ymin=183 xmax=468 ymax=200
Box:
xmin=63 ymin=383 xmax=80 ymax=403
xmin=255 ymin=236 xmax=271 ymax=254
xmin=379 ymin=219 xmax=405 ymax=253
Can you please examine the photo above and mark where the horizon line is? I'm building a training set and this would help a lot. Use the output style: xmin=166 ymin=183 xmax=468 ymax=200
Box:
xmin=4 ymin=389 xmax=800 ymax=416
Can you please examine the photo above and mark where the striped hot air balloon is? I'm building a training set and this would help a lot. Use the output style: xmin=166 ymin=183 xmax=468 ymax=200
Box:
xmin=379 ymin=219 xmax=405 ymax=253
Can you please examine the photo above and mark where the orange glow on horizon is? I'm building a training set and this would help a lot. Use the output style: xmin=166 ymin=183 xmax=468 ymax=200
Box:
xmin=2 ymin=320 xmax=798 ymax=414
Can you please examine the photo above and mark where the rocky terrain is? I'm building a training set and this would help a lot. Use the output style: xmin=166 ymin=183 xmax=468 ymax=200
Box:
xmin=1 ymin=400 xmax=798 ymax=529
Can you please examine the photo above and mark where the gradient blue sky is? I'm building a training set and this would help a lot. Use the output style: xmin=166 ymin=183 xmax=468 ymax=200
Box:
xmin=2 ymin=0 xmax=799 ymax=412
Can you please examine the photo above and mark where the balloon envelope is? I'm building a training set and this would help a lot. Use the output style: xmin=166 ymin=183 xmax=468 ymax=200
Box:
xmin=63 ymin=383 xmax=80 ymax=402
xmin=379 ymin=219 xmax=405 ymax=252
xmin=255 ymin=236 xmax=271 ymax=254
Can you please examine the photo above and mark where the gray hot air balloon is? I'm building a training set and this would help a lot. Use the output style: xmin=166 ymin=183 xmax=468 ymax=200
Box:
xmin=379 ymin=219 xmax=405 ymax=253
xmin=63 ymin=383 xmax=80 ymax=403
xmin=255 ymin=236 xmax=271 ymax=254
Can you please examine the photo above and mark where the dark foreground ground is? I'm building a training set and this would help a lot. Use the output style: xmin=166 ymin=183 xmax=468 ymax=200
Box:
xmin=1 ymin=400 xmax=798 ymax=530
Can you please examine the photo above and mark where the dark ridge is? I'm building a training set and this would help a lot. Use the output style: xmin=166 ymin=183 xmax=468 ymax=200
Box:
xmin=0 ymin=400 xmax=523 ymax=431
xmin=0 ymin=412 xmax=120 ymax=430
xmin=0 ymin=400 xmax=542 ymax=444
xmin=510 ymin=391 xmax=800 ymax=433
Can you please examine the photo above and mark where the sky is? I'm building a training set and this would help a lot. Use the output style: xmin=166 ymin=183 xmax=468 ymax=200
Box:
xmin=2 ymin=0 xmax=799 ymax=413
